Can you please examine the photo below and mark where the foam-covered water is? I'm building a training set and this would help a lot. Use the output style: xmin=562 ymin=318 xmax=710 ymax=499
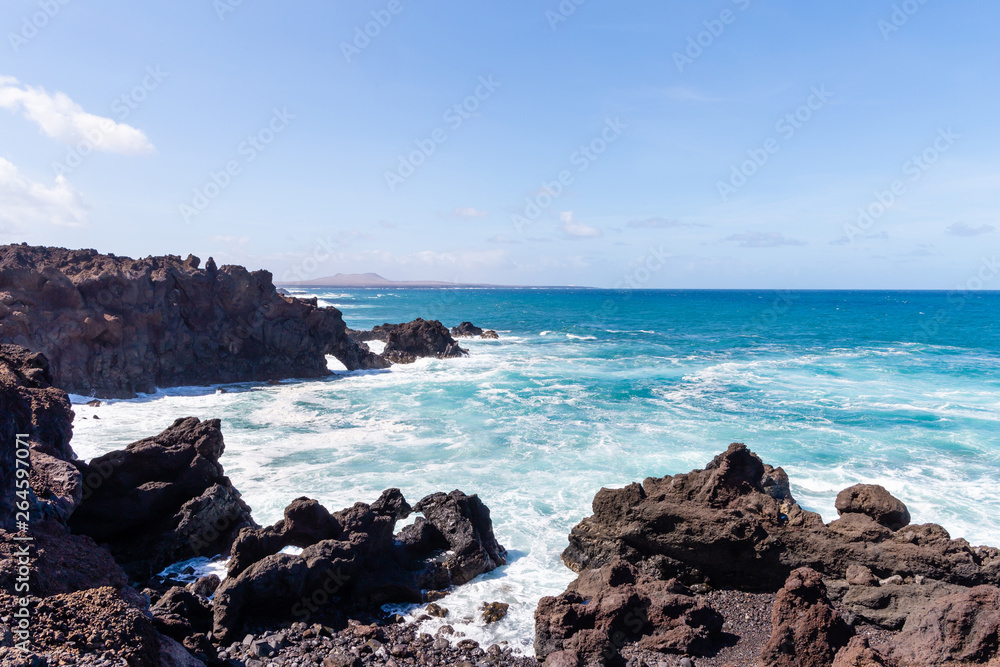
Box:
xmin=70 ymin=289 xmax=1000 ymax=655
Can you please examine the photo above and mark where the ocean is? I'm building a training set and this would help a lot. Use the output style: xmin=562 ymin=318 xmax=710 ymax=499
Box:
xmin=69 ymin=289 xmax=1000 ymax=655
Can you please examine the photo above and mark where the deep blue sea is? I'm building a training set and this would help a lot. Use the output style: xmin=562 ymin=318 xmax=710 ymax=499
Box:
xmin=70 ymin=289 xmax=1000 ymax=654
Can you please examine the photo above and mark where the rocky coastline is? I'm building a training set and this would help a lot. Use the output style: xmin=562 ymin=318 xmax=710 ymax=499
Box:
xmin=1 ymin=245 xmax=999 ymax=667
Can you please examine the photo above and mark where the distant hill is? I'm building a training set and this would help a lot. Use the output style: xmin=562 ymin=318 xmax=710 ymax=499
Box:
xmin=278 ymin=273 xmax=502 ymax=288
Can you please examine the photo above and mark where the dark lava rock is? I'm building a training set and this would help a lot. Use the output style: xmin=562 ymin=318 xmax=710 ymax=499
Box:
xmin=561 ymin=443 xmax=1000 ymax=591
xmin=891 ymin=585 xmax=1000 ymax=666
xmin=481 ymin=329 xmax=500 ymax=339
xmin=381 ymin=319 xmax=467 ymax=364
xmin=836 ymin=484 xmax=911 ymax=531
xmin=213 ymin=489 xmax=506 ymax=643
xmin=534 ymin=559 xmax=724 ymax=666
xmin=68 ymin=416 xmax=256 ymax=580
xmin=0 ymin=243 xmax=385 ymax=398
xmin=759 ymin=567 xmax=853 ymax=667
xmin=451 ymin=322 xmax=484 ymax=337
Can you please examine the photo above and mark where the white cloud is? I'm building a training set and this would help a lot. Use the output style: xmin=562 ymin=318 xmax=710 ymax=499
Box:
xmin=947 ymin=221 xmax=995 ymax=237
xmin=725 ymin=231 xmax=806 ymax=248
xmin=0 ymin=158 xmax=89 ymax=229
xmin=0 ymin=76 xmax=154 ymax=155
xmin=451 ymin=206 xmax=489 ymax=218
xmin=560 ymin=211 xmax=603 ymax=239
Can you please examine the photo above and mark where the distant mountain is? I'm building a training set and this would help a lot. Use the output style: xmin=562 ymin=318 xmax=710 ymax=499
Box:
xmin=278 ymin=273 xmax=501 ymax=288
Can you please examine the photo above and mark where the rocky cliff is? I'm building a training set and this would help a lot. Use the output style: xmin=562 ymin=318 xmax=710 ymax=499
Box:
xmin=0 ymin=244 xmax=385 ymax=398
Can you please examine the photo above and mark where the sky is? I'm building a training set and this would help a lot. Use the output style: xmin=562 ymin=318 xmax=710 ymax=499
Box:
xmin=1 ymin=1 xmax=998 ymax=289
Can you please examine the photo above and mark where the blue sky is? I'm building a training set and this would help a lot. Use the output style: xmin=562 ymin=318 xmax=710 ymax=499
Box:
xmin=1 ymin=1 xmax=998 ymax=288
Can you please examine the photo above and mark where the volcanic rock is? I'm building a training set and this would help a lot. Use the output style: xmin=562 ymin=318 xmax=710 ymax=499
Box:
xmin=0 ymin=244 xmax=385 ymax=398
xmin=534 ymin=559 xmax=724 ymax=666
xmin=837 ymin=484 xmax=911 ymax=531
xmin=451 ymin=322 xmax=484 ymax=337
xmin=213 ymin=489 xmax=506 ymax=643
xmin=891 ymin=585 xmax=1000 ymax=666
xmin=561 ymin=443 xmax=1000 ymax=591
xmin=759 ymin=567 xmax=853 ymax=667
xmin=68 ymin=416 xmax=256 ymax=580
xmin=381 ymin=319 xmax=467 ymax=363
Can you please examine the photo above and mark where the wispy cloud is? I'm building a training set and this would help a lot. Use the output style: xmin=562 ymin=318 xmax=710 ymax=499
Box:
xmin=451 ymin=206 xmax=489 ymax=219
xmin=726 ymin=231 xmax=806 ymax=248
xmin=487 ymin=234 xmax=517 ymax=244
xmin=830 ymin=231 xmax=888 ymax=246
xmin=663 ymin=86 xmax=724 ymax=103
xmin=947 ymin=221 xmax=995 ymax=237
xmin=625 ymin=216 xmax=704 ymax=229
xmin=0 ymin=76 xmax=154 ymax=155
xmin=0 ymin=158 xmax=89 ymax=229
xmin=560 ymin=211 xmax=602 ymax=239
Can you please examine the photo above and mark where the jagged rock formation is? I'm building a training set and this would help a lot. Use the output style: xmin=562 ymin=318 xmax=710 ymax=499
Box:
xmin=348 ymin=318 xmax=467 ymax=364
xmin=0 ymin=344 xmax=209 ymax=665
xmin=68 ymin=417 xmax=256 ymax=581
xmin=212 ymin=489 xmax=507 ymax=644
xmin=759 ymin=567 xmax=853 ymax=667
xmin=0 ymin=244 xmax=385 ymax=398
xmin=534 ymin=559 xmax=724 ymax=665
xmin=561 ymin=443 xmax=1000 ymax=591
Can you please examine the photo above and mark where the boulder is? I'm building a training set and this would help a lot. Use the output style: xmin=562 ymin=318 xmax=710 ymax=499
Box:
xmin=481 ymin=330 xmax=499 ymax=340
xmin=534 ymin=559 xmax=724 ymax=665
xmin=836 ymin=484 xmax=911 ymax=531
xmin=0 ymin=244 xmax=385 ymax=398
xmin=759 ymin=567 xmax=853 ymax=667
xmin=891 ymin=585 xmax=1000 ymax=666
xmin=381 ymin=319 xmax=467 ymax=364
xmin=451 ymin=322 xmax=484 ymax=337
xmin=68 ymin=417 xmax=256 ymax=580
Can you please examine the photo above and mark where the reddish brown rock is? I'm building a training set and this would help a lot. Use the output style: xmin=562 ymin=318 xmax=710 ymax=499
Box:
xmin=561 ymin=444 xmax=1000 ymax=591
xmin=837 ymin=484 xmax=911 ymax=531
xmin=833 ymin=637 xmax=895 ymax=667
xmin=534 ymin=559 xmax=724 ymax=666
xmin=759 ymin=567 xmax=853 ymax=667
xmin=891 ymin=585 xmax=1000 ymax=666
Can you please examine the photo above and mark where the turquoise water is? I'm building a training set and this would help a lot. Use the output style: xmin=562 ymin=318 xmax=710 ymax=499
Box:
xmin=70 ymin=289 xmax=1000 ymax=654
